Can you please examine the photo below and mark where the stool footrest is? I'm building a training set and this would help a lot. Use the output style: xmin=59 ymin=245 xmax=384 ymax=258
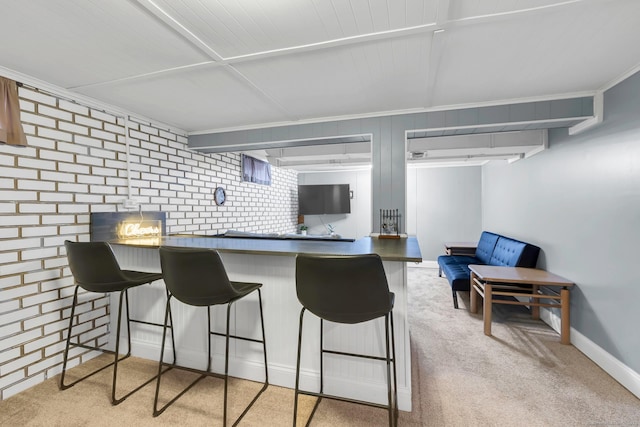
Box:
xmin=296 ymin=390 xmax=390 ymax=411
xmin=323 ymin=348 xmax=393 ymax=363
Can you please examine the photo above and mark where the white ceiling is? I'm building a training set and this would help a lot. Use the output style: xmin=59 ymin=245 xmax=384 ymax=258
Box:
xmin=1 ymin=0 xmax=640 ymax=168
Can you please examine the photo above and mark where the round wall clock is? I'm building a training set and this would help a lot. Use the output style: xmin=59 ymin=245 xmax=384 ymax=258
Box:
xmin=214 ymin=186 xmax=226 ymax=206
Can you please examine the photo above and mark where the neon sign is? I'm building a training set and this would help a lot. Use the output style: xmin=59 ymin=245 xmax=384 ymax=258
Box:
xmin=117 ymin=220 xmax=162 ymax=239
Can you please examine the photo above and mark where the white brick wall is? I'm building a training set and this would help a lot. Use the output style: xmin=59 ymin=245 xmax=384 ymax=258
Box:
xmin=0 ymin=84 xmax=298 ymax=400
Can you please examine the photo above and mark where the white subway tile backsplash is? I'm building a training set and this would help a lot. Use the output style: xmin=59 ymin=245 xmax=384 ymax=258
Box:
xmin=19 ymin=204 xmax=57 ymax=213
xmin=0 ymin=323 xmax=21 ymax=340
xmin=58 ymin=183 xmax=89 ymax=193
xmin=74 ymin=155 xmax=103 ymax=168
xmin=58 ymin=162 xmax=90 ymax=175
xmin=23 ymin=268 xmax=61 ymax=285
xmin=22 ymin=290 xmax=60 ymax=308
xmin=91 ymin=167 xmax=118 ymax=177
xmin=59 ymin=99 xmax=88 ymax=115
xmin=0 ymin=281 xmax=40 ymax=302
xmin=74 ymin=114 xmax=101 ymax=128
xmin=40 ymin=214 xmax=76 ymax=225
xmin=38 ymin=127 xmax=73 ymax=143
xmin=90 ymin=110 xmax=117 ymax=124
xmin=0 ymin=153 xmax=14 ymax=166
xmin=17 ymin=180 xmax=56 ymax=191
xmin=90 ymin=128 xmax=117 ymax=142
xmin=18 ymin=157 xmax=57 ymax=171
xmin=0 ymin=166 xmax=38 ymax=180
xmin=74 ymin=135 xmax=103 ymax=149
xmin=20 ymin=111 xmax=56 ymax=128
xmin=40 ymin=170 xmax=76 ymax=183
xmin=0 ymin=371 xmax=25 ymax=392
xmin=57 ymin=141 xmax=88 ymax=155
xmin=23 ymin=312 xmax=61 ymax=331
xmin=38 ymin=105 xmax=72 ymax=121
xmin=26 ymin=350 xmax=61 ymax=374
xmin=2 ymin=373 xmax=45 ymax=400
xmin=0 ymin=275 xmax=21 ymax=290
xmin=40 ymin=193 xmax=74 ymax=203
xmin=103 ymin=122 xmax=124 ymax=135
xmin=58 ymin=121 xmax=89 ymax=135
xmin=75 ymin=194 xmax=104 ymax=204
xmin=2 ymin=85 xmax=298 ymax=400
xmin=0 ymin=214 xmax=40 ymax=227
xmin=0 ymin=203 xmax=17 ymax=214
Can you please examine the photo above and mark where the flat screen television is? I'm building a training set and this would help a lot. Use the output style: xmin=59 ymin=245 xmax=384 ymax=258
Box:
xmin=298 ymin=184 xmax=351 ymax=215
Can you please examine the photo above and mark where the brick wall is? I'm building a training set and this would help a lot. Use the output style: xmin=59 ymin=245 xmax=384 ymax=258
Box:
xmin=0 ymin=84 xmax=298 ymax=399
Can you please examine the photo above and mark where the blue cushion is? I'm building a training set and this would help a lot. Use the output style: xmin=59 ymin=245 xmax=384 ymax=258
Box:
xmin=437 ymin=255 xmax=478 ymax=291
xmin=489 ymin=237 xmax=526 ymax=266
xmin=437 ymin=231 xmax=541 ymax=295
xmin=475 ymin=231 xmax=499 ymax=264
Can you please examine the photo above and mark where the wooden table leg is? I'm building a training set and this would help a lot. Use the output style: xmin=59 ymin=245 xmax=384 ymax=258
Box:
xmin=560 ymin=287 xmax=570 ymax=344
xmin=483 ymin=283 xmax=492 ymax=336
xmin=531 ymin=284 xmax=540 ymax=320
xmin=470 ymin=272 xmax=478 ymax=313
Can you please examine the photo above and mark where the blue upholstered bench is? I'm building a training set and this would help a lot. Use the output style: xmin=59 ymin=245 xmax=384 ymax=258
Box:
xmin=437 ymin=231 xmax=541 ymax=308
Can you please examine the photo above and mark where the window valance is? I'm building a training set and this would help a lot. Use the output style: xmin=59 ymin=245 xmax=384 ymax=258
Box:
xmin=0 ymin=77 xmax=27 ymax=146
xmin=242 ymin=154 xmax=271 ymax=185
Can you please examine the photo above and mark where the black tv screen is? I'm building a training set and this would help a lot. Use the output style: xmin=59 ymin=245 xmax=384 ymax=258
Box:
xmin=298 ymin=184 xmax=351 ymax=215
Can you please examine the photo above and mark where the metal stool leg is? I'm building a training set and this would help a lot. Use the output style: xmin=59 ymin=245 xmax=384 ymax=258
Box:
xmin=222 ymin=291 xmax=269 ymax=427
xmin=292 ymin=308 xmax=306 ymax=427
xmin=59 ymin=285 xmax=80 ymax=390
xmin=257 ymin=289 xmax=269 ymax=384
xmin=223 ymin=302 xmax=232 ymax=427
xmin=293 ymin=310 xmax=399 ymax=427
xmin=390 ymin=312 xmax=398 ymax=427
xmin=59 ymin=286 xmax=132 ymax=394
xmin=385 ymin=314 xmax=393 ymax=426
xmin=153 ymin=295 xmax=174 ymax=417
xmin=155 ymin=290 xmax=268 ymax=425
xmin=166 ymin=288 xmax=177 ymax=365
xmin=111 ymin=289 xmax=129 ymax=405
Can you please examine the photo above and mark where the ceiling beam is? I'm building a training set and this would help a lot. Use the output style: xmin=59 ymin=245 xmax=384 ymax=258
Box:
xmin=569 ymin=91 xmax=604 ymax=135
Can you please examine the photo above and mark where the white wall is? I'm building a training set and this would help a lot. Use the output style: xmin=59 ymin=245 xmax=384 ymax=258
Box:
xmin=407 ymin=165 xmax=483 ymax=261
xmin=298 ymin=170 xmax=371 ymax=239
xmin=481 ymin=70 xmax=640 ymax=395
xmin=0 ymin=82 xmax=298 ymax=400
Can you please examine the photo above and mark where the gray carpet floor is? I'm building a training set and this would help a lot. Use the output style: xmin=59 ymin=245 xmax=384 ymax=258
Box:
xmin=0 ymin=267 xmax=638 ymax=426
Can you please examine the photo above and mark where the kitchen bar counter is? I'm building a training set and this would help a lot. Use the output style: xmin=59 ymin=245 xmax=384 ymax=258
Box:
xmin=109 ymin=235 xmax=421 ymax=411
xmin=113 ymin=235 xmax=422 ymax=262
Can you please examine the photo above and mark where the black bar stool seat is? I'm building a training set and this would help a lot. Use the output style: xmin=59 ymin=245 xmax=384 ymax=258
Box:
xmin=60 ymin=240 xmax=176 ymax=405
xmin=155 ymin=246 xmax=269 ymax=426
xmin=293 ymin=253 xmax=398 ymax=427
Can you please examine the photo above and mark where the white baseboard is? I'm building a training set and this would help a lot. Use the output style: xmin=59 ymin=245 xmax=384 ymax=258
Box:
xmin=123 ymin=335 xmax=412 ymax=411
xmin=409 ymin=260 xmax=438 ymax=269
xmin=540 ymin=308 xmax=640 ymax=399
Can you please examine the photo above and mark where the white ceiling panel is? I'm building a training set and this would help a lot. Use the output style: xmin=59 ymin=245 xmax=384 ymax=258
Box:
xmin=148 ymin=0 xmax=436 ymax=58
xmin=234 ymin=33 xmax=431 ymax=120
xmin=76 ymin=66 xmax=286 ymax=131
xmin=449 ymin=0 xmax=582 ymax=20
xmin=0 ymin=0 xmax=639 ymax=148
xmin=432 ymin=0 xmax=640 ymax=106
xmin=0 ymin=0 xmax=209 ymax=88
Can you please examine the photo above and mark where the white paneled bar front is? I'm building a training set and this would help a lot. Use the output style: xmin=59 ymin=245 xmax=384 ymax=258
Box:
xmin=109 ymin=236 xmax=421 ymax=411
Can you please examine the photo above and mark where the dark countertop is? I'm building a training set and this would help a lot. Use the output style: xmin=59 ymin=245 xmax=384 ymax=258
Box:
xmin=111 ymin=235 xmax=422 ymax=263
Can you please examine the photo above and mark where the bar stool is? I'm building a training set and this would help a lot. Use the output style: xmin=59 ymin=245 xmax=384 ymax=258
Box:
xmin=155 ymin=246 xmax=268 ymax=426
xmin=293 ymin=254 xmax=398 ymax=427
xmin=60 ymin=240 xmax=176 ymax=405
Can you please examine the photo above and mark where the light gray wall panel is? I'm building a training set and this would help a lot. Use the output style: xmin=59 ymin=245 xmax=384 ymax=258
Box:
xmin=189 ymin=97 xmax=593 ymax=235
xmin=481 ymin=71 xmax=640 ymax=374
xmin=407 ymin=166 xmax=482 ymax=260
